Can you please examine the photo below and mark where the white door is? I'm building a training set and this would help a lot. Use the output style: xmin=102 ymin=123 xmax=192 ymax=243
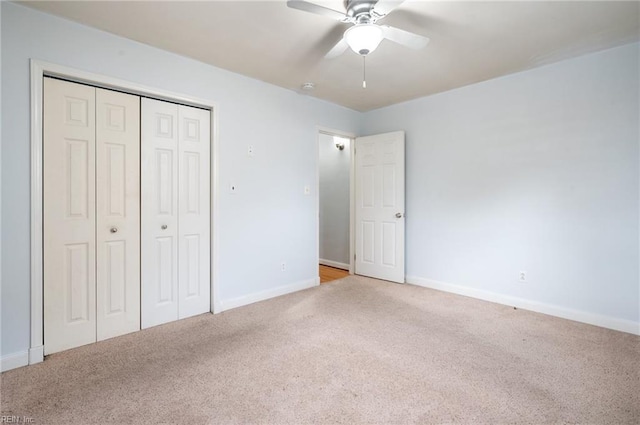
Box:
xmin=354 ymin=131 xmax=405 ymax=283
xmin=44 ymin=78 xmax=97 ymax=354
xmin=141 ymin=98 xmax=180 ymax=328
xmin=96 ymin=88 xmax=141 ymax=340
xmin=177 ymin=105 xmax=211 ymax=319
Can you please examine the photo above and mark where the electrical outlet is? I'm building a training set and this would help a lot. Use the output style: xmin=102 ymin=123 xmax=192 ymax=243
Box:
xmin=229 ymin=184 xmax=237 ymax=194
xmin=281 ymin=262 xmax=286 ymax=272
xmin=519 ymin=271 xmax=527 ymax=282
xmin=247 ymin=145 xmax=254 ymax=157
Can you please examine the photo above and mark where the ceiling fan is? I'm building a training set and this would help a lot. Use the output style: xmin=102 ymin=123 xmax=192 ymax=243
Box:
xmin=287 ymin=0 xmax=430 ymax=58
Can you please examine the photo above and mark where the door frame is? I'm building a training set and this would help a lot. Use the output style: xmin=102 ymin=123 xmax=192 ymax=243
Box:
xmin=316 ymin=127 xmax=356 ymax=275
xmin=29 ymin=59 xmax=220 ymax=365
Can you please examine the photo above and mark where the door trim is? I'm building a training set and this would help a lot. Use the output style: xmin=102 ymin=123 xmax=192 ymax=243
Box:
xmin=29 ymin=59 xmax=221 ymax=365
xmin=316 ymin=126 xmax=356 ymax=276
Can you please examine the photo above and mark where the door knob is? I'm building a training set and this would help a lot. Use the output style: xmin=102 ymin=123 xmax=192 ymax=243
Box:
xmin=110 ymin=227 xmax=118 ymax=233
xmin=395 ymin=213 xmax=403 ymax=218
xmin=161 ymin=224 xmax=168 ymax=230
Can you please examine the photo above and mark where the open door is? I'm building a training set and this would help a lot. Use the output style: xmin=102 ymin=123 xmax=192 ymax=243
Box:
xmin=354 ymin=131 xmax=405 ymax=283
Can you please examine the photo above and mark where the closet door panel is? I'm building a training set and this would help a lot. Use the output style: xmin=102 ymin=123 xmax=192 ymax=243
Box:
xmin=141 ymin=98 xmax=179 ymax=328
xmin=178 ymin=105 xmax=211 ymax=318
xmin=96 ymin=88 xmax=141 ymax=341
xmin=44 ymin=78 xmax=97 ymax=355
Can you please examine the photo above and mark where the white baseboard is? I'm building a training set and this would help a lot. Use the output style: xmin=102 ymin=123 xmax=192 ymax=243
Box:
xmin=319 ymin=259 xmax=350 ymax=270
xmin=405 ymin=276 xmax=640 ymax=336
xmin=219 ymin=277 xmax=320 ymax=312
xmin=29 ymin=345 xmax=44 ymax=365
xmin=212 ymin=300 xmax=223 ymax=315
xmin=1 ymin=350 xmax=29 ymax=372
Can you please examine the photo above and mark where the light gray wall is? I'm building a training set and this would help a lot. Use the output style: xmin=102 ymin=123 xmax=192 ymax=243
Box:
xmin=319 ymin=133 xmax=351 ymax=266
xmin=0 ymin=2 xmax=360 ymax=357
xmin=362 ymin=42 xmax=639 ymax=325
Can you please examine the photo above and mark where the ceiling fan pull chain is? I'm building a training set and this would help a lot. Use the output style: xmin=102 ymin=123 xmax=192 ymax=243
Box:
xmin=363 ymin=55 xmax=367 ymax=89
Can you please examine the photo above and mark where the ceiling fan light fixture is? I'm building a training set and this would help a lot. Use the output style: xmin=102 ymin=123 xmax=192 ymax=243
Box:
xmin=344 ymin=24 xmax=384 ymax=56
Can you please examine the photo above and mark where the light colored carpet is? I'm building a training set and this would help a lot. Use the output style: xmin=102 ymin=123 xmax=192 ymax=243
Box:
xmin=1 ymin=275 xmax=639 ymax=424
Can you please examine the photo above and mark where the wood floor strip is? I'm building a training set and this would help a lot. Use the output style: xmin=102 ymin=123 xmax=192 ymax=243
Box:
xmin=319 ymin=265 xmax=349 ymax=284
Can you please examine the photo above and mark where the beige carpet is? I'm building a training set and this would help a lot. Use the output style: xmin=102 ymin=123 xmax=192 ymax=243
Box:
xmin=1 ymin=275 xmax=639 ymax=424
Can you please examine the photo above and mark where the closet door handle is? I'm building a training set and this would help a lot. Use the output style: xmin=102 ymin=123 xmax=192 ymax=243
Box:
xmin=161 ymin=224 xmax=168 ymax=230
xmin=110 ymin=227 xmax=118 ymax=233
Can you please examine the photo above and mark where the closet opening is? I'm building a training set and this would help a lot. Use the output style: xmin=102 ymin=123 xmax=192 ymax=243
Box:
xmin=30 ymin=61 xmax=219 ymax=363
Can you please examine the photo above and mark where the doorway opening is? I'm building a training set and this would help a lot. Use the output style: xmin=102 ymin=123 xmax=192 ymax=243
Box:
xmin=318 ymin=129 xmax=355 ymax=284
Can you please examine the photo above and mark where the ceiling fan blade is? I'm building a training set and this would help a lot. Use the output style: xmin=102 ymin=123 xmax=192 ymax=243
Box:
xmin=381 ymin=25 xmax=429 ymax=49
xmin=287 ymin=0 xmax=350 ymax=22
xmin=325 ymin=38 xmax=349 ymax=59
xmin=372 ymin=0 xmax=405 ymax=17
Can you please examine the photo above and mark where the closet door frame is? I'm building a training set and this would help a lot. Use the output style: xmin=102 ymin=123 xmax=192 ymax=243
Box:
xmin=29 ymin=60 xmax=220 ymax=365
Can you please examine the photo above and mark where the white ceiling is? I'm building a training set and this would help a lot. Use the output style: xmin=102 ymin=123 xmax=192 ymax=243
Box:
xmin=22 ymin=0 xmax=640 ymax=111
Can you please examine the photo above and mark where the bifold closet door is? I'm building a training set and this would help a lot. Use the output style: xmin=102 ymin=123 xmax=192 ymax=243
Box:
xmin=44 ymin=78 xmax=142 ymax=355
xmin=177 ymin=105 xmax=211 ymax=319
xmin=141 ymin=98 xmax=211 ymax=328
xmin=95 ymin=88 xmax=141 ymax=341
xmin=44 ymin=78 xmax=97 ymax=355
xmin=141 ymin=98 xmax=180 ymax=328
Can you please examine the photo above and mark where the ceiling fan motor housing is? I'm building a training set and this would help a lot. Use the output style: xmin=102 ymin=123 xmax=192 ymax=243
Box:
xmin=345 ymin=0 xmax=379 ymax=21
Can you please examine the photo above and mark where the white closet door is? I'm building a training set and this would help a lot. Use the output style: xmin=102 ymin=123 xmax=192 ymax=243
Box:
xmin=44 ymin=78 xmax=97 ymax=355
xmin=178 ymin=105 xmax=211 ymax=319
xmin=96 ymin=88 xmax=141 ymax=340
xmin=141 ymin=98 xmax=179 ymax=328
